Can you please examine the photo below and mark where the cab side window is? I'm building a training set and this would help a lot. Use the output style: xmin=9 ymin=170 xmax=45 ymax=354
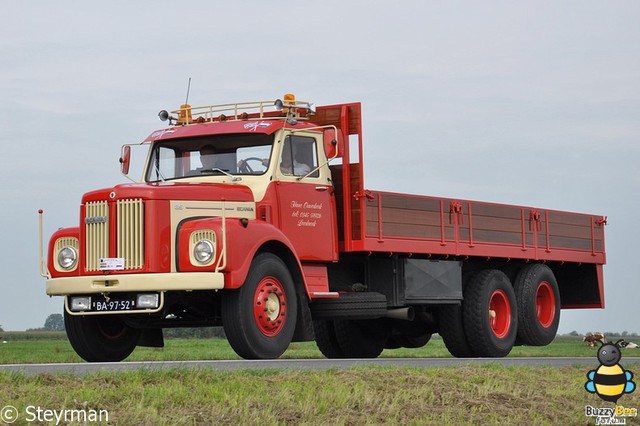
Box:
xmin=280 ymin=135 xmax=318 ymax=177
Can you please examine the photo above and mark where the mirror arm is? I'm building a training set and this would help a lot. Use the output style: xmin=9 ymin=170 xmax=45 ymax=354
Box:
xmin=297 ymin=137 xmax=339 ymax=181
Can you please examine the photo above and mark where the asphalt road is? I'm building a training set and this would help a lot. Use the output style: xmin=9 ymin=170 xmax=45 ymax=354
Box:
xmin=0 ymin=357 xmax=625 ymax=376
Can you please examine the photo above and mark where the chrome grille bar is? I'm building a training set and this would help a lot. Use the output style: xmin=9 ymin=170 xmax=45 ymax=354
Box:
xmin=85 ymin=201 xmax=109 ymax=271
xmin=117 ymin=199 xmax=144 ymax=269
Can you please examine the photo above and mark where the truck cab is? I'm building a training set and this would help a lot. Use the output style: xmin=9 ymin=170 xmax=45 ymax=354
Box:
xmin=44 ymin=96 xmax=342 ymax=361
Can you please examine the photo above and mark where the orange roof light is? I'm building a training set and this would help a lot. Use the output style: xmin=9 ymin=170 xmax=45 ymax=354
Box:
xmin=178 ymin=104 xmax=192 ymax=124
xmin=283 ymin=93 xmax=295 ymax=114
xmin=283 ymin=93 xmax=295 ymax=105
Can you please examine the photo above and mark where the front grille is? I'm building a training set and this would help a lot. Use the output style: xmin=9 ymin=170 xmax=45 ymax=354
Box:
xmin=117 ymin=199 xmax=144 ymax=269
xmin=84 ymin=199 xmax=144 ymax=271
xmin=85 ymin=201 xmax=109 ymax=271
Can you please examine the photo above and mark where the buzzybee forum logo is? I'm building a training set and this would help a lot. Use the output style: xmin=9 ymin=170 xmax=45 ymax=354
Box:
xmin=585 ymin=340 xmax=636 ymax=402
xmin=584 ymin=340 xmax=637 ymax=424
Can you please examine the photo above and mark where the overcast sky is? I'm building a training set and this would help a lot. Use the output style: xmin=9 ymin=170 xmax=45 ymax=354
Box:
xmin=1 ymin=1 xmax=638 ymax=335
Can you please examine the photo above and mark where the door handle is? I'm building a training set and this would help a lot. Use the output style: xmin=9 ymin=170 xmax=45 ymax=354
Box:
xmin=315 ymin=186 xmax=329 ymax=191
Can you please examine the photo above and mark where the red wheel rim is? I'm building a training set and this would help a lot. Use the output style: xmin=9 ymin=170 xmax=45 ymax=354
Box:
xmin=489 ymin=289 xmax=511 ymax=339
xmin=253 ymin=276 xmax=287 ymax=337
xmin=535 ymin=281 xmax=556 ymax=328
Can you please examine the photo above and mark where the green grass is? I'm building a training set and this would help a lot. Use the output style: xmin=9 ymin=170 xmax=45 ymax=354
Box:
xmin=2 ymin=336 xmax=639 ymax=424
xmin=1 ymin=365 xmax=639 ymax=425
xmin=0 ymin=335 xmax=638 ymax=364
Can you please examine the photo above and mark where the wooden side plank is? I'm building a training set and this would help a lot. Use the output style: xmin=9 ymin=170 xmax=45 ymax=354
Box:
xmin=355 ymin=190 xmax=604 ymax=263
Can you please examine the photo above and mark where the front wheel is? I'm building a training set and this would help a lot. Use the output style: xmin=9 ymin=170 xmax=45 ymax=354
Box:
xmin=64 ymin=309 xmax=140 ymax=362
xmin=222 ymin=253 xmax=297 ymax=359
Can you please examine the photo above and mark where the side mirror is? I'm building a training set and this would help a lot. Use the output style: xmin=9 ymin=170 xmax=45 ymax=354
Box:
xmin=324 ymin=127 xmax=343 ymax=159
xmin=120 ymin=145 xmax=131 ymax=175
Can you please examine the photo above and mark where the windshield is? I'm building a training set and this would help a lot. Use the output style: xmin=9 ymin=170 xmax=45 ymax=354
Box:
xmin=146 ymin=133 xmax=273 ymax=182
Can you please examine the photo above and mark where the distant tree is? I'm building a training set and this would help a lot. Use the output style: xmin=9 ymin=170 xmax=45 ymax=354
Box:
xmin=43 ymin=314 xmax=64 ymax=331
xmin=568 ymin=330 xmax=579 ymax=337
xmin=0 ymin=324 xmax=4 ymax=332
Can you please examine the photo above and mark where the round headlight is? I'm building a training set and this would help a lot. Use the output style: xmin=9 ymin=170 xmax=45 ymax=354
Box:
xmin=58 ymin=246 xmax=78 ymax=270
xmin=193 ymin=240 xmax=214 ymax=264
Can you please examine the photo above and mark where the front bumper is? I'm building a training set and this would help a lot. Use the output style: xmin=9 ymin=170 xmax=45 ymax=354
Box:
xmin=46 ymin=272 xmax=225 ymax=295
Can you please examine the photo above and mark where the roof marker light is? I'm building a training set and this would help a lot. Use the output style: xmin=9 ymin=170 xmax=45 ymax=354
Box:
xmin=178 ymin=104 xmax=192 ymax=124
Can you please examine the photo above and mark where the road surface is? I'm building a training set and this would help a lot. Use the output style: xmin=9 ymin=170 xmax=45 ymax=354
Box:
xmin=1 ymin=357 xmax=628 ymax=375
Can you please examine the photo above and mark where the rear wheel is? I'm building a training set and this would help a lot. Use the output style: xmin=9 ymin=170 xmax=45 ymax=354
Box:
xmin=333 ymin=319 xmax=389 ymax=358
xmin=64 ymin=309 xmax=140 ymax=362
xmin=463 ymin=270 xmax=517 ymax=357
xmin=222 ymin=253 xmax=297 ymax=359
xmin=387 ymin=333 xmax=431 ymax=349
xmin=313 ymin=320 xmax=345 ymax=358
xmin=437 ymin=304 xmax=476 ymax=357
xmin=514 ymin=264 xmax=560 ymax=346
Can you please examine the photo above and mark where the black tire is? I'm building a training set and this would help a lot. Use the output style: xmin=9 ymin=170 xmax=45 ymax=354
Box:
xmin=222 ymin=253 xmax=297 ymax=359
xmin=310 ymin=292 xmax=387 ymax=320
xmin=387 ymin=333 xmax=432 ymax=349
xmin=332 ymin=319 xmax=389 ymax=358
xmin=513 ymin=264 xmax=561 ymax=346
xmin=386 ymin=318 xmax=433 ymax=349
xmin=463 ymin=269 xmax=518 ymax=357
xmin=313 ymin=320 xmax=346 ymax=358
xmin=437 ymin=304 xmax=476 ymax=358
xmin=64 ymin=309 xmax=140 ymax=362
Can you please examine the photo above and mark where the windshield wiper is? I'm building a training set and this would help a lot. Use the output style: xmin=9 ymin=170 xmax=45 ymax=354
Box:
xmin=200 ymin=168 xmax=242 ymax=181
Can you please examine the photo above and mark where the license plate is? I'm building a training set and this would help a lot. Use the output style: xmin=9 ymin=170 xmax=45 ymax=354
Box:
xmin=93 ymin=299 xmax=135 ymax=312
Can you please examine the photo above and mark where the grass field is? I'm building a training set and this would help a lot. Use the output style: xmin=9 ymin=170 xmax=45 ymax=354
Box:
xmin=1 ymin=336 xmax=639 ymax=424
xmin=1 ymin=364 xmax=639 ymax=425
xmin=1 ymin=334 xmax=639 ymax=364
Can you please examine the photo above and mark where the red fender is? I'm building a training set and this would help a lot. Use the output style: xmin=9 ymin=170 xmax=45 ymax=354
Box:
xmin=177 ymin=218 xmax=310 ymax=294
xmin=48 ymin=227 xmax=80 ymax=277
xmin=224 ymin=219 xmax=302 ymax=289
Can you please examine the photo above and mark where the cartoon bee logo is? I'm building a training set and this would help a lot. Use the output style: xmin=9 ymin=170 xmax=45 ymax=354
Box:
xmin=585 ymin=339 xmax=636 ymax=403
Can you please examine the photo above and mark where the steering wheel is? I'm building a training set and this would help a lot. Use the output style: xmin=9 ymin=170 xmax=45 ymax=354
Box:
xmin=238 ymin=157 xmax=265 ymax=173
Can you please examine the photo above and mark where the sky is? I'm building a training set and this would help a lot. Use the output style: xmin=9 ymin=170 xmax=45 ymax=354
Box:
xmin=0 ymin=1 xmax=638 ymax=335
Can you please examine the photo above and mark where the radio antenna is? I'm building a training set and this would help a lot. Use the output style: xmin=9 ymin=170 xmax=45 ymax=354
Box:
xmin=184 ymin=77 xmax=192 ymax=105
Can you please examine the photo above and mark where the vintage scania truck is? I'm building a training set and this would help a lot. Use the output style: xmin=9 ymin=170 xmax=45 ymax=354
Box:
xmin=41 ymin=94 xmax=607 ymax=361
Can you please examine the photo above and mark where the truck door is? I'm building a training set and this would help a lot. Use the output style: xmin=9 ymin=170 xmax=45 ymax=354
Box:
xmin=275 ymin=133 xmax=338 ymax=261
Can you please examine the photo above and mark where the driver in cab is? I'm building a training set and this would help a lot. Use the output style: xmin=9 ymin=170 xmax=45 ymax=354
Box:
xmin=198 ymin=145 xmax=219 ymax=173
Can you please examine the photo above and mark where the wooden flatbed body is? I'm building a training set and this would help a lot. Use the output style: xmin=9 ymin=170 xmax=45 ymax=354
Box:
xmin=349 ymin=189 xmax=605 ymax=265
xmin=316 ymin=102 xmax=606 ymax=309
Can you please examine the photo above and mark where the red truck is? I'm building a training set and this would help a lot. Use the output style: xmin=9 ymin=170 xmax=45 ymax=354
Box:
xmin=41 ymin=94 xmax=606 ymax=361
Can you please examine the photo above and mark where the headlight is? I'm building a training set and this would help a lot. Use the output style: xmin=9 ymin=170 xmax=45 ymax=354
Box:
xmin=193 ymin=240 xmax=214 ymax=264
xmin=57 ymin=246 xmax=78 ymax=270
